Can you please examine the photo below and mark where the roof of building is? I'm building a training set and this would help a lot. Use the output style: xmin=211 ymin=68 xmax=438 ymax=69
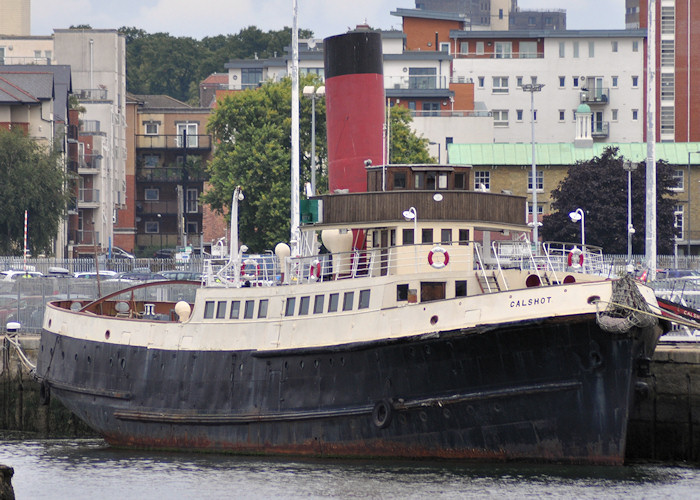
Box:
xmin=0 ymin=72 xmax=54 ymax=103
xmin=201 ymin=73 xmax=228 ymax=85
xmin=131 ymin=94 xmax=192 ymax=109
xmin=391 ymin=8 xmax=468 ymax=22
xmin=0 ymin=65 xmax=72 ymax=121
xmin=448 ymin=143 xmax=700 ymax=166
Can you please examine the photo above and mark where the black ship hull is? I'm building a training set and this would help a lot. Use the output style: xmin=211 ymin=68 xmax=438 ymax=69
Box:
xmin=37 ymin=313 xmax=655 ymax=464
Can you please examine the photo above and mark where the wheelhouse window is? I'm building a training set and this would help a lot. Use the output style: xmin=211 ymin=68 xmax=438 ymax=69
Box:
xmin=397 ymin=284 xmax=409 ymax=301
xmin=393 ymin=171 xmax=406 ymax=189
xmin=403 ymin=228 xmax=414 ymax=245
xmin=204 ymin=301 xmax=215 ymax=319
xmin=458 ymin=229 xmax=470 ymax=244
xmin=421 ymin=228 xmax=433 ymax=244
xmin=441 ymin=229 xmax=452 ymax=244
xmin=456 ymin=280 xmax=467 ymax=297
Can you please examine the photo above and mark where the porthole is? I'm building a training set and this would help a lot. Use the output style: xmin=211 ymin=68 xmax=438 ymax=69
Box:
xmin=419 ymin=411 xmax=428 ymax=422
xmin=430 ymin=315 xmax=438 ymax=325
xmin=48 ymin=319 xmax=51 ymax=328
xmin=588 ymin=295 xmax=601 ymax=304
xmin=105 ymin=330 xmax=111 ymax=340
xmin=120 ymin=358 xmax=126 ymax=370
xmin=87 ymin=356 xmax=91 ymax=364
xmin=314 ymin=360 xmax=319 ymax=368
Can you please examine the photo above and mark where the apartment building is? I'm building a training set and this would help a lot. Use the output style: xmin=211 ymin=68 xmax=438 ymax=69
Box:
xmin=130 ymin=94 xmax=213 ymax=253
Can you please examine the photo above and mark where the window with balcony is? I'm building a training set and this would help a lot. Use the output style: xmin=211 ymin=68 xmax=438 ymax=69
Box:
xmin=494 ymin=42 xmax=512 ymax=59
xmin=408 ymin=67 xmax=437 ymax=89
xmin=661 ymin=40 xmax=675 ymax=67
xmin=143 ymin=154 xmax=159 ymax=167
xmin=176 ymin=123 xmax=198 ymax=148
xmin=186 ymin=188 xmax=198 ymax=213
xmin=519 ymin=41 xmax=537 ymax=59
xmin=661 ymin=73 xmax=675 ymax=100
xmin=661 ymin=6 xmax=675 ymax=35
xmin=476 ymin=41 xmax=484 ymax=55
xmin=241 ymin=68 xmax=263 ymax=89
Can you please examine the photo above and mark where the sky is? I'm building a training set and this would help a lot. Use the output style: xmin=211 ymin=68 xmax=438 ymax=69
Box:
xmin=30 ymin=0 xmax=626 ymax=40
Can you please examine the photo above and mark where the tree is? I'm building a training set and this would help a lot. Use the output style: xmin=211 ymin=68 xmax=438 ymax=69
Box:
xmin=540 ymin=147 xmax=676 ymax=254
xmin=0 ymin=129 xmax=68 ymax=255
xmin=388 ymin=106 xmax=435 ymax=164
xmin=203 ymin=79 xmax=435 ymax=252
xmin=202 ymin=75 xmax=326 ymax=252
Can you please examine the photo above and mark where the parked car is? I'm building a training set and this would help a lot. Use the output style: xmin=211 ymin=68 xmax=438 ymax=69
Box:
xmin=153 ymin=248 xmax=177 ymax=259
xmin=0 ymin=270 xmax=44 ymax=281
xmin=159 ymin=270 xmax=203 ymax=281
xmin=109 ymin=246 xmax=135 ymax=259
xmin=110 ymin=271 xmax=167 ymax=282
xmin=73 ymin=270 xmax=118 ymax=279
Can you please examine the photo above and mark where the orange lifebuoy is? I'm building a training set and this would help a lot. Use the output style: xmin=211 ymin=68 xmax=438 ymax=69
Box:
xmin=427 ymin=246 xmax=450 ymax=269
xmin=567 ymin=248 xmax=584 ymax=268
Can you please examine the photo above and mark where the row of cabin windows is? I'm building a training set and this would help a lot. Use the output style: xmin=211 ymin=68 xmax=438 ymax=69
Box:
xmin=403 ymin=228 xmax=470 ymax=245
xmin=396 ymin=281 xmax=468 ymax=302
xmin=203 ymin=289 xmax=371 ymax=320
xmin=393 ymin=171 xmax=467 ymax=190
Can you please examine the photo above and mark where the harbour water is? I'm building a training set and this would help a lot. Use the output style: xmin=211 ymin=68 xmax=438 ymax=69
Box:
xmin=0 ymin=439 xmax=698 ymax=499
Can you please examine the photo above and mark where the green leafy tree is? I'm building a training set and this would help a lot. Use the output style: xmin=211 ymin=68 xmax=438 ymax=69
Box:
xmin=389 ymin=106 xmax=435 ymax=164
xmin=540 ymin=147 xmax=676 ymax=254
xmin=121 ymin=26 xmax=313 ymax=104
xmin=203 ymin=75 xmax=325 ymax=252
xmin=0 ymin=129 xmax=68 ymax=255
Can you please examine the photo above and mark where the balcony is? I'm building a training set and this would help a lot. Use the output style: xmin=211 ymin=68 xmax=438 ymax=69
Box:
xmin=0 ymin=56 xmax=51 ymax=65
xmin=580 ymin=88 xmax=610 ymax=105
xmin=453 ymin=51 xmax=544 ymax=59
xmin=80 ymin=120 xmax=101 ymax=134
xmin=136 ymin=134 xmax=212 ymax=151
xmin=136 ymin=166 xmax=208 ymax=183
xmin=76 ymin=88 xmax=109 ymax=101
xmin=78 ymin=154 xmax=102 ymax=174
xmin=591 ymin=121 xmax=609 ymax=138
xmin=70 ymin=229 xmax=100 ymax=246
xmin=385 ymin=75 xmax=451 ymax=91
xmin=78 ymin=188 xmax=100 ymax=208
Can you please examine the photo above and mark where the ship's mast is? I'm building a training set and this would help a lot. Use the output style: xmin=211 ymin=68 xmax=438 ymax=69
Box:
xmin=645 ymin=0 xmax=657 ymax=280
xmin=290 ymin=0 xmax=300 ymax=256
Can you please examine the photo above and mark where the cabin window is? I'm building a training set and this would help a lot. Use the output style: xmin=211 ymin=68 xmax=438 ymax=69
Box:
xmin=454 ymin=173 xmax=465 ymax=189
xmin=403 ymin=229 xmax=414 ymax=245
xmin=258 ymin=300 xmax=268 ymax=318
xmin=299 ymin=296 xmax=310 ymax=315
xmin=343 ymin=292 xmax=354 ymax=311
xmin=421 ymin=282 xmax=446 ymax=303
xmin=414 ymin=173 xmax=424 ymax=188
xmin=328 ymin=293 xmax=339 ymax=312
xmin=230 ymin=301 xmax=240 ymax=319
xmin=393 ymin=172 xmax=406 ymax=189
xmin=359 ymin=289 xmax=371 ymax=309
xmin=244 ymin=300 xmax=255 ymax=319
xmin=459 ymin=229 xmax=470 ymax=245
xmin=204 ymin=301 xmax=215 ymax=319
xmin=397 ymin=284 xmax=409 ymax=301
xmin=216 ymin=301 xmax=227 ymax=319
xmin=313 ymin=295 xmax=325 ymax=314
xmin=422 ymin=228 xmax=433 ymax=244
xmin=456 ymin=280 xmax=467 ymax=297
xmin=285 ymin=298 xmax=296 ymax=317
xmin=438 ymin=173 xmax=448 ymax=189
xmin=426 ymin=172 xmax=437 ymax=190
xmin=441 ymin=229 xmax=452 ymax=244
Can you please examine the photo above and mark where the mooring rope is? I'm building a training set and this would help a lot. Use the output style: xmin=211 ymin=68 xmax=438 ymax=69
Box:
xmin=1 ymin=335 xmax=36 ymax=372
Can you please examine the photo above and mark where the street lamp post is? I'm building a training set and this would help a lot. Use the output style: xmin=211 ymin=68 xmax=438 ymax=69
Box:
xmin=569 ymin=208 xmax=585 ymax=248
xmin=522 ymin=83 xmax=544 ymax=252
xmin=623 ymin=161 xmax=638 ymax=269
xmin=302 ymin=85 xmax=325 ymax=195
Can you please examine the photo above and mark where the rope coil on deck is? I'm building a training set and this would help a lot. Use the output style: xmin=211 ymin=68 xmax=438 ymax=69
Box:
xmin=596 ymin=275 xmax=658 ymax=333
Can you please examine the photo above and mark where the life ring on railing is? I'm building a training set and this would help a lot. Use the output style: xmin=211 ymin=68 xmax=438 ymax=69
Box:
xmin=567 ymin=247 xmax=584 ymax=269
xmin=427 ymin=246 xmax=450 ymax=269
xmin=309 ymin=259 xmax=321 ymax=280
xmin=242 ymin=259 xmax=260 ymax=278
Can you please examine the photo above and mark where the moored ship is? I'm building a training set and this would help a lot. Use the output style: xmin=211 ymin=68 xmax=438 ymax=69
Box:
xmin=35 ymin=29 xmax=668 ymax=465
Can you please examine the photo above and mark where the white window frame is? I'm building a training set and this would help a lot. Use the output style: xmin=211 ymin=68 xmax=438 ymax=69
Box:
xmin=632 ymin=109 xmax=639 ymax=121
xmin=527 ymin=170 xmax=544 ymax=192
xmin=516 ymin=109 xmax=524 ymax=122
xmin=186 ymin=188 xmax=198 ymax=213
xmin=476 ymin=41 xmax=484 ymax=55
xmin=494 ymin=41 xmax=512 ymax=59
xmin=176 ymin=123 xmax=198 ymax=148
xmin=558 ymin=110 xmax=566 ymax=122
xmin=632 ymin=75 xmax=639 ymax=88
xmin=558 ymin=76 xmax=565 ymax=88
xmin=674 ymin=204 xmax=684 ymax=240
xmin=492 ymin=76 xmax=509 ymax=94
xmin=612 ymin=76 xmax=619 ymax=88
xmin=144 ymin=122 xmax=159 ymax=135
xmin=671 ymin=169 xmax=684 ymax=191
xmin=474 ymin=171 xmax=490 ymax=191
xmin=493 ymin=110 xmax=509 ymax=127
